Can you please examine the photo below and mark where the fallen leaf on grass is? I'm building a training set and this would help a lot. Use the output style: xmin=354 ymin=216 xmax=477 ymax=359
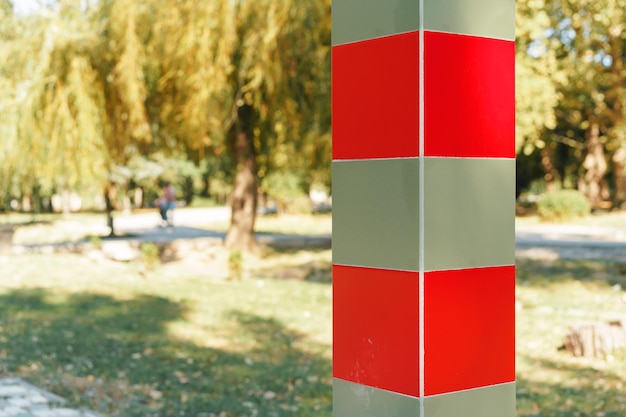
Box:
xmin=173 ymin=370 xmax=189 ymax=384
xmin=263 ymin=391 xmax=277 ymax=400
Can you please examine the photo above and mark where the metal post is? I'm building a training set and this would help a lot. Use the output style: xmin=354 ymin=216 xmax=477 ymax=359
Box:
xmin=332 ymin=1 xmax=516 ymax=415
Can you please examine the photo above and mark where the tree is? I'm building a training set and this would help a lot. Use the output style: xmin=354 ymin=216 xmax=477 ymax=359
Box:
xmin=146 ymin=0 xmax=331 ymax=250
xmin=516 ymin=0 xmax=562 ymax=192
xmin=221 ymin=0 xmax=331 ymax=250
xmin=0 ymin=0 xmax=332 ymax=244
xmin=546 ymin=0 xmax=626 ymax=206
xmin=0 ymin=0 xmax=108 ymax=212
xmin=515 ymin=0 xmax=626 ymax=208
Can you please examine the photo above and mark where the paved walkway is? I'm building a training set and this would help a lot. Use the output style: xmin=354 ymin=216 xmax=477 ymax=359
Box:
xmin=516 ymin=223 xmax=626 ymax=261
xmin=14 ymin=207 xmax=332 ymax=255
xmin=0 ymin=379 xmax=101 ymax=417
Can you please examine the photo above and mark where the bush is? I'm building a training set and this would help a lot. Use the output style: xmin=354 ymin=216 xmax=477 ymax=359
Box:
xmin=140 ymin=242 xmax=161 ymax=270
xmin=537 ymin=190 xmax=591 ymax=221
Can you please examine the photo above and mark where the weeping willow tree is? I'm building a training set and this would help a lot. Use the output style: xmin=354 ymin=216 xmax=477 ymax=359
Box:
xmin=0 ymin=1 xmax=107 ymax=212
xmin=0 ymin=0 xmax=156 ymax=218
xmin=146 ymin=0 xmax=331 ymax=250
xmin=0 ymin=0 xmax=331 ymax=247
xmin=0 ymin=2 xmax=18 ymax=205
xmin=220 ymin=0 xmax=331 ymax=250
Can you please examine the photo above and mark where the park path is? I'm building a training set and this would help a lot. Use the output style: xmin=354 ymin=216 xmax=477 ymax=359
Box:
xmin=0 ymin=378 xmax=102 ymax=417
xmin=516 ymin=223 xmax=626 ymax=261
xmin=13 ymin=206 xmax=332 ymax=255
xmin=113 ymin=206 xmax=231 ymax=232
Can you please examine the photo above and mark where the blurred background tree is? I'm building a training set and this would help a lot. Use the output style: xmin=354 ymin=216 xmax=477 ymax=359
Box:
xmin=516 ymin=0 xmax=626 ymax=211
xmin=5 ymin=0 xmax=626 ymax=244
xmin=0 ymin=0 xmax=331 ymax=248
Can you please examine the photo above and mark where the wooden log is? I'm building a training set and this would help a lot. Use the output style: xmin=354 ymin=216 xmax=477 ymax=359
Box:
xmin=562 ymin=320 xmax=626 ymax=358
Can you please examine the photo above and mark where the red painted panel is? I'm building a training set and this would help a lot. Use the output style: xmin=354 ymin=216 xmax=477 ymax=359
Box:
xmin=424 ymin=32 xmax=515 ymax=158
xmin=333 ymin=264 xmax=420 ymax=396
xmin=332 ymin=32 xmax=420 ymax=160
xmin=424 ymin=265 xmax=515 ymax=396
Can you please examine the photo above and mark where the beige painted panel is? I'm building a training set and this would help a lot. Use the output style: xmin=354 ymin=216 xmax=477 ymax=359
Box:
xmin=424 ymin=158 xmax=515 ymax=271
xmin=424 ymin=0 xmax=515 ymax=40
xmin=333 ymin=379 xmax=421 ymax=417
xmin=332 ymin=159 xmax=420 ymax=271
xmin=332 ymin=0 xmax=420 ymax=45
xmin=424 ymin=383 xmax=516 ymax=417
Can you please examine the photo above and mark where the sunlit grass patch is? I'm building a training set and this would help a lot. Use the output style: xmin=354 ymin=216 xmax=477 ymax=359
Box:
xmin=255 ymin=213 xmax=331 ymax=235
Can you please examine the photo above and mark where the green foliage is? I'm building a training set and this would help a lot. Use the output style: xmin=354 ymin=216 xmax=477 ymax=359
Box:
xmin=285 ymin=196 xmax=314 ymax=215
xmin=515 ymin=0 xmax=559 ymax=155
xmin=514 ymin=0 xmax=626 ymax=205
xmin=537 ymin=190 xmax=591 ymax=221
xmin=0 ymin=0 xmax=331 ymax=229
xmin=263 ymin=170 xmax=306 ymax=204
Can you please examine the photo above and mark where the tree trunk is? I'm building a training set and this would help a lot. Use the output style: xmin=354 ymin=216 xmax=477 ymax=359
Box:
xmin=562 ymin=320 xmax=626 ymax=358
xmin=21 ymin=194 xmax=32 ymax=213
xmin=104 ymin=182 xmax=117 ymax=236
xmin=540 ymin=147 xmax=560 ymax=192
xmin=134 ymin=187 xmax=143 ymax=209
xmin=122 ymin=194 xmax=132 ymax=215
xmin=578 ymin=119 xmax=609 ymax=207
xmin=613 ymin=148 xmax=626 ymax=208
xmin=224 ymin=104 xmax=259 ymax=252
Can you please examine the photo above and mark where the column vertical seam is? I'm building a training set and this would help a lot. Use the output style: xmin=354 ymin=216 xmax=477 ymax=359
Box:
xmin=418 ymin=0 xmax=425 ymax=415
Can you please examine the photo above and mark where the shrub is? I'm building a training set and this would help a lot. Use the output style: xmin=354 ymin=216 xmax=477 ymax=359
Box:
xmin=140 ymin=242 xmax=161 ymax=270
xmin=537 ymin=190 xmax=591 ymax=221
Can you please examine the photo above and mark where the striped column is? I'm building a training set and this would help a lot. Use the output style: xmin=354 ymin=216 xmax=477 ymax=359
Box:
xmin=332 ymin=1 xmax=515 ymax=416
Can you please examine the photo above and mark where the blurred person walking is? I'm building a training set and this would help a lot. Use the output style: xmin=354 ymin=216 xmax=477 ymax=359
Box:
xmin=158 ymin=182 xmax=176 ymax=227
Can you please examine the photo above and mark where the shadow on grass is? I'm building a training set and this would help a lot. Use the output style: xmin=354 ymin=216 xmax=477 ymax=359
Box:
xmin=517 ymin=354 xmax=626 ymax=416
xmin=517 ymin=258 xmax=626 ymax=289
xmin=0 ymin=289 xmax=331 ymax=417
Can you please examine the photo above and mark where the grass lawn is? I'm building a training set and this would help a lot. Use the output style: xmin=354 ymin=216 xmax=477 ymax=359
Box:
xmin=1 ymin=211 xmax=626 ymax=416
xmin=0 ymin=249 xmax=333 ymax=417
xmin=200 ymin=213 xmax=332 ymax=236
xmin=516 ymin=258 xmax=626 ymax=416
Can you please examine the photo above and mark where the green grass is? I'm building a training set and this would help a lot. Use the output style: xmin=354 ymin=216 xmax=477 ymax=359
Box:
xmin=3 ymin=211 xmax=626 ymax=415
xmin=0 ymin=250 xmax=332 ymax=417
xmin=204 ymin=213 xmax=332 ymax=236
xmin=254 ymin=214 xmax=331 ymax=235
xmin=516 ymin=258 xmax=626 ymax=416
